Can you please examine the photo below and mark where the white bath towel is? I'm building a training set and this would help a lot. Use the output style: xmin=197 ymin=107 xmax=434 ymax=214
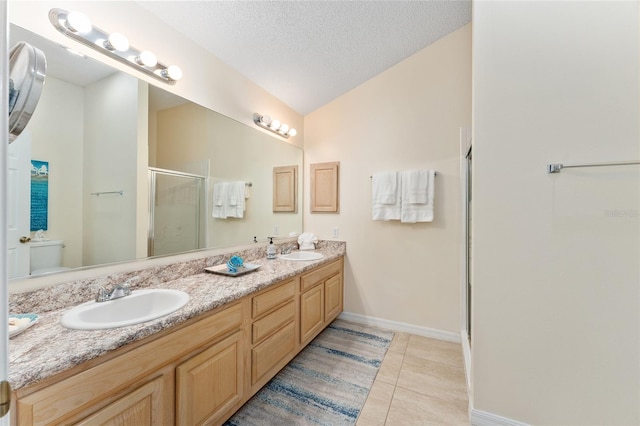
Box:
xmin=212 ymin=181 xmax=246 ymax=218
xmin=401 ymin=169 xmax=435 ymax=223
xmin=226 ymin=181 xmax=246 ymax=218
xmin=405 ymin=169 xmax=429 ymax=204
xmin=372 ymin=171 xmax=398 ymax=204
xmin=212 ymin=182 xmax=229 ymax=218
xmin=372 ymin=171 xmax=401 ymax=221
xmin=298 ymin=232 xmax=318 ymax=250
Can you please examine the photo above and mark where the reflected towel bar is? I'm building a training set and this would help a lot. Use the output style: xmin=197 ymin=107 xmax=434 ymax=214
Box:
xmin=91 ymin=190 xmax=124 ymax=196
xmin=547 ymin=161 xmax=640 ymax=174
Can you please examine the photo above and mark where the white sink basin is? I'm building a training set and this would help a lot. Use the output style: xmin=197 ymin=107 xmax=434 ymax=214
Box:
xmin=279 ymin=251 xmax=324 ymax=261
xmin=60 ymin=289 xmax=189 ymax=330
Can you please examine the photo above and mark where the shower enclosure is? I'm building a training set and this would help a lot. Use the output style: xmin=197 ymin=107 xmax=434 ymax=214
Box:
xmin=148 ymin=167 xmax=207 ymax=257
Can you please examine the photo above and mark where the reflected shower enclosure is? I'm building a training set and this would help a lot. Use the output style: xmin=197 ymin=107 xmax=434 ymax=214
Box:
xmin=148 ymin=168 xmax=207 ymax=257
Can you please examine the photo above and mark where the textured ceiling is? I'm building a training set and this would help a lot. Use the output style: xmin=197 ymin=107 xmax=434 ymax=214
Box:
xmin=139 ymin=1 xmax=471 ymax=115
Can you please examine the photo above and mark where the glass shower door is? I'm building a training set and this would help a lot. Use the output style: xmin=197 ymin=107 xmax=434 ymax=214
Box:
xmin=148 ymin=168 xmax=206 ymax=257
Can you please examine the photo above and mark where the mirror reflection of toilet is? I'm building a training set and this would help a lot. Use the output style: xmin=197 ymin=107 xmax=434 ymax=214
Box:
xmin=29 ymin=240 xmax=70 ymax=275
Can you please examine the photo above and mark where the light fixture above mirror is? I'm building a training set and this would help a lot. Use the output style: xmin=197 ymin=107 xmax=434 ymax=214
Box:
xmin=49 ymin=8 xmax=182 ymax=84
xmin=253 ymin=113 xmax=297 ymax=138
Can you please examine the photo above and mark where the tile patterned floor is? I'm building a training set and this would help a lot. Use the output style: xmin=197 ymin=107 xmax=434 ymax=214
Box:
xmin=356 ymin=333 xmax=470 ymax=425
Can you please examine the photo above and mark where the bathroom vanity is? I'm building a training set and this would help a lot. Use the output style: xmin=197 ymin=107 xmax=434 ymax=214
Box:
xmin=8 ymin=242 xmax=345 ymax=426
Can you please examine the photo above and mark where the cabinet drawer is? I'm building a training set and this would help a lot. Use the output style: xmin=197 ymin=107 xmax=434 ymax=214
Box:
xmin=252 ymin=279 xmax=295 ymax=318
xmin=300 ymin=259 xmax=342 ymax=292
xmin=252 ymin=300 xmax=295 ymax=344
xmin=251 ymin=322 xmax=296 ymax=385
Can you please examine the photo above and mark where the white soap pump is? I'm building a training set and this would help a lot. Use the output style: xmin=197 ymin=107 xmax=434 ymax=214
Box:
xmin=267 ymin=237 xmax=277 ymax=259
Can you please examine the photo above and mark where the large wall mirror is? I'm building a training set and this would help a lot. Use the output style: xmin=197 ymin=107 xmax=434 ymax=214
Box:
xmin=8 ymin=24 xmax=303 ymax=281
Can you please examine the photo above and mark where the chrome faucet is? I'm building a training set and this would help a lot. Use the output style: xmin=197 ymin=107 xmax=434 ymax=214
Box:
xmin=96 ymin=282 xmax=132 ymax=302
xmin=281 ymin=244 xmax=295 ymax=255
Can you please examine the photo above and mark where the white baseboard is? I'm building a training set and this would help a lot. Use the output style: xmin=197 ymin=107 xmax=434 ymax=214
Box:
xmin=338 ymin=311 xmax=460 ymax=343
xmin=470 ymin=409 xmax=530 ymax=426
xmin=461 ymin=330 xmax=472 ymax=391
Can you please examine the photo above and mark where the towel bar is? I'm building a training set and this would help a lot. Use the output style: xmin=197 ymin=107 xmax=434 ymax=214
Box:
xmin=90 ymin=190 xmax=124 ymax=196
xmin=547 ymin=160 xmax=640 ymax=173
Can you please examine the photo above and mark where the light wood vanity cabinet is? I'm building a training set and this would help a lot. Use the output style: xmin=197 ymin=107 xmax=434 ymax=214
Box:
xmin=14 ymin=303 xmax=244 ymax=426
xmin=300 ymin=258 xmax=344 ymax=345
xmin=12 ymin=256 xmax=344 ymax=426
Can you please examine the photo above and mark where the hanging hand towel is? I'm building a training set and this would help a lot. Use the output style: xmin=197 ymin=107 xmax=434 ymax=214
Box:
xmin=372 ymin=171 xmax=401 ymax=221
xmin=400 ymin=169 xmax=435 ymax=223
xmin=226 ymin=181 xmax=246 ymax=218
xmin=212 ymin=182 xmax=229 ymax=218
xmin=406 ymin=169 xmax=429 ymax=204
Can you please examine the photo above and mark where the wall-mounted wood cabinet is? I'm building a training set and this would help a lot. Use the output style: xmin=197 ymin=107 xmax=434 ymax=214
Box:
xmin=273 ymin=165 xmax=298 ymax=212
xmin=310 ymin=161 xmax=339 ymax=213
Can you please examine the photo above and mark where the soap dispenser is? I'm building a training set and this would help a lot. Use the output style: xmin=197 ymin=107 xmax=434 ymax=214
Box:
xmin=267 ymin=237 xmax=277 ymax=259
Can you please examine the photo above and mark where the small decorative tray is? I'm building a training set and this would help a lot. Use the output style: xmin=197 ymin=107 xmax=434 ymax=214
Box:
xmin=205 ymin=263 xmax=261 ymax=277
xmin=9 ymin=313 xmax=39 ymax=338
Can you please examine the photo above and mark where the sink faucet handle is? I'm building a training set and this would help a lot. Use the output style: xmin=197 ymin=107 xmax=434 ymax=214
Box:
xmin=96 ymin=287 xmax=109 ymax=302
xmin=120 ymin=281 xmax=132 ymax=295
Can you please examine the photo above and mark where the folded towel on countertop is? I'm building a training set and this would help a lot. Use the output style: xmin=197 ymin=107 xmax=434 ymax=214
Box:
xmin=298 ymin=232 xmax=319 ymax=250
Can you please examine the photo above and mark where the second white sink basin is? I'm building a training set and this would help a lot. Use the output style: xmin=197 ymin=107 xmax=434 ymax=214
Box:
xmin=60 ymin=289 xmax=189 ymax=330
xmin=279 ymin=251 xmax=324 ymax=261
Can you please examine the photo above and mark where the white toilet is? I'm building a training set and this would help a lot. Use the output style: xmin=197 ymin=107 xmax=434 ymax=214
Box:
xmin=30 ymin=240 xmax=70 ymax=275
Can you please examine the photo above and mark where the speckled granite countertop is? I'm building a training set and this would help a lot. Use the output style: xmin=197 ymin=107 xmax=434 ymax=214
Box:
xmin=9 ymin=241 xmax=345 ymax=391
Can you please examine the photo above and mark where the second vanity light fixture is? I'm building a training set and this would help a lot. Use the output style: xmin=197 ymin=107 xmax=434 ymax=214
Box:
xmin=49 ymin=8 xmax=182 ymax=84
xmin=253 ymin=113 xmax=297 ymax=138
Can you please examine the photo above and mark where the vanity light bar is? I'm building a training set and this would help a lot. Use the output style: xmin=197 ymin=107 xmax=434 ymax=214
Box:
xmin=253 ymin=113 xmax=297 ymax=138
xmin=49 ymin=8 xmax=182 ymax=85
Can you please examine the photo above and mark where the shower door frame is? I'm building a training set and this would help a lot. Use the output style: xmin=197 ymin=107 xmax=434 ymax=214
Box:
xmin=147 ymin=167 xmax=207 ymax=257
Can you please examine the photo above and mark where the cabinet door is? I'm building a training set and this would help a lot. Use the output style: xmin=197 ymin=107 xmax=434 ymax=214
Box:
xmin=310 ymin=161 xmax=339 ymax=213
xmin=252 ymin=321 xmax=296 ymax=385
xmin=176 ymin=331 xmax=244 ymax=426
xmin=324 ymin=273 xmax=343 ymax=321
xmin=300 ymin=285 xmax=324 ymax=344
xmin=75 ymin=376 xmax=166 ymax=426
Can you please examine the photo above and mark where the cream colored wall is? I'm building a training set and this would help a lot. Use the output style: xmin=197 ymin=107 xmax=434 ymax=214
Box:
xmin=27 ymin=76 xmax=84 ymax=268
xmin=135 ymin=83 xmax=150 ymax=259
xmin=304 ymin=25 xmax=471 ymax=334
xmin=9 ymin=1 xmax=304 ymax=149
xmin=472 ymin=2 xmax=639 ymax=424
xmin=83 ymin=73 xmax=141 ymax=266
xmin=155 ymin=103 xmax=303 ymax=248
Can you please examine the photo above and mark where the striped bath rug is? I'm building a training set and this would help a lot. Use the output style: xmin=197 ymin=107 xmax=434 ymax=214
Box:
xmin=225 ymin=319 xmax=394 ymax=426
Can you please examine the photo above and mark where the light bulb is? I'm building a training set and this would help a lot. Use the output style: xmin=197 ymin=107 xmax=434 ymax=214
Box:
xmin=288 ymin=128 xmax=297 ymax=137
xmin=66 ymin=11 xmax=92 ymax=34
xmin=270 ymin=120 xmax=281 ymax=131
xmin=136 ymin=50 xmax=157 ymax=67
xmin=261 ymin=115 xmax=272 ymax=126
xmin=165 ymin=65 xmax=183 ymax=81
xmin=104 ymin=33 xmax=129 ymax=51
xmin=279 ymin=124 xmax=289 ymax=134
